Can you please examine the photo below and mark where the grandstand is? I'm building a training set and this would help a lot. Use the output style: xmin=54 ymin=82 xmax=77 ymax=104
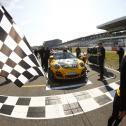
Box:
xmin=55 ymin=16 xmax=126 ymax=50
xmin=43 ymin=39 xmax=62 ymax=48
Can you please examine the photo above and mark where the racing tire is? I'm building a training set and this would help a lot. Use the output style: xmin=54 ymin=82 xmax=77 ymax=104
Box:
xmin=81 ymin=74 xmax=88 ymax=83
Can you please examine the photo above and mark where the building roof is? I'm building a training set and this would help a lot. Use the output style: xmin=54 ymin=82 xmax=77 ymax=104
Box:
xmin=97 ymin=16 xmax=126 ymax=32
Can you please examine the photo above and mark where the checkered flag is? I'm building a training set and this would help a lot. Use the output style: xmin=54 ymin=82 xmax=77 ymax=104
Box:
xmin=0 ymin=6 xmax=44 ymax=87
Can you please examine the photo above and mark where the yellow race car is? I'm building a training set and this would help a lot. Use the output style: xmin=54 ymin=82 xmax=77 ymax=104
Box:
xmin=48 ymin=50 xmax=87 ymax=81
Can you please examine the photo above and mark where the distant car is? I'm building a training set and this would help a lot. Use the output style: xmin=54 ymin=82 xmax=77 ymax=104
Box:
xmin=48 ymin=50 xmax=87 ymax=81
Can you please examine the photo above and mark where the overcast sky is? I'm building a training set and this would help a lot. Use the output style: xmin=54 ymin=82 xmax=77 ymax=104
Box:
xmin=1 ymin=0 xmax=126 ymax=46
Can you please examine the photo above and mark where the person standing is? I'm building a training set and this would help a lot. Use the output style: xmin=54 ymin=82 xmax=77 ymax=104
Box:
xmin=44 ymin=47 xmax=50 ymax=72
xmin=76 ymin=46 xmax=81 ymax=58
xmin=117 ymin=45 xmax=124 ymax=71
xmin=38 ymin=46 xmax=45 ymax=68
xmin=97 ymin=42 xmax=105 ymax=81
xmin=107 ymin=53 xmax=126 ymax=126
xmin=68 ymin=47 xmax=72 ymax=53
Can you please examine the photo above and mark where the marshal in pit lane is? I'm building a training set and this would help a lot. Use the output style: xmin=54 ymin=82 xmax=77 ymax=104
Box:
xmin=48 ymin=50 xmax=87 ymax=82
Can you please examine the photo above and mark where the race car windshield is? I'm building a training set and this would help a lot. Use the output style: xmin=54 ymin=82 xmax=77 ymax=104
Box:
xmin=53 ymin=52 xmax=76 ymax=59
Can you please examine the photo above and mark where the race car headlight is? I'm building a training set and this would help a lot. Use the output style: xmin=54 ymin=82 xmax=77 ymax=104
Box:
xmin=54 ymin=64 xmax=60 ymax=69
xmin=79 ymin=62 xmax=84 ymax=67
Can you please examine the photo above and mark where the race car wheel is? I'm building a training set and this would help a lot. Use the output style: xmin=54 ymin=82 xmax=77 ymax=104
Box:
xmin=81 ymin=74 xmax=88 ymax=83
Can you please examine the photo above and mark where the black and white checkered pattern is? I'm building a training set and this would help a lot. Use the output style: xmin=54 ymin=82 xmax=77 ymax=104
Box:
xmin=0 ymin=6 xmax=44 ymax=87
xmin=0 ymin=81 xmax=119 ymax=119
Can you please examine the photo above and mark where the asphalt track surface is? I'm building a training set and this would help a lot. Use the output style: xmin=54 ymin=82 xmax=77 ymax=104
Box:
xmin=0 ymin=64 xmax=126 ymax=126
